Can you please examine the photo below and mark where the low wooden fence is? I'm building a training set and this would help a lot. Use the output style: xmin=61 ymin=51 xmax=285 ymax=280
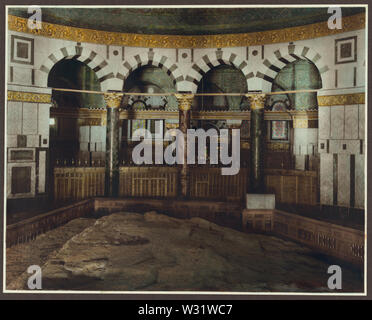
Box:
xmin=189 ymin=167 xmax=247 ymax=201
xmin=53 ymin=166 xmax=317 ymax=205
xmin=54 ymin=167 xmax=105 ymax=201
xmin=53 ymin=166 xmax=249 ymax=202
xmin=242 ymin=208 xmax=364 ymax=266
xmin=273 ymin=210 xmax=364 ymax=266
xmin=119 ymin=167 xmax=179 ymax=198
xmin=6 ymin=199 xmax=94 ymax=247
xmin=265 ymin=169 xmax=317 ymax=205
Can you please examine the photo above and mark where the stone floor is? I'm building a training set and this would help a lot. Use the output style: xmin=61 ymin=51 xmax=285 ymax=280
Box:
xmin=6 ymin=211 xmax=364 ymax=292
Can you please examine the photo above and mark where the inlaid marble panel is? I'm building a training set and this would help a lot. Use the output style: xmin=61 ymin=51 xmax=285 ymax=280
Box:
xmin=7 ymin=135 xmax=18 ymax=148
xmin=22 ymin=102 xmax=38 ymax=135
xmin=38 ymin=103 xmax=50 ymax=137
xmin=318 ymin=107 xmax=330 ymax=139
xmin=26 ymin=135 xmax=39 ymax=147
xmin=344 ymin=105 xmax=359 ymax=139
xmin=79 ymin=142 xmax=89 ymax=152
xmin=79 ymin=126 xmax=90 ymax=143
xmin=359 ymin=104 xmax=365 ymax=139
xmin=329 ymin=139 xmax=360 ymax=155
xmin=320 ymin=153 xmax=333 ymax=205
xmin=7 ymin=101 xmax=22 ymax=135
xmin=90 ymin=126 xmax=105 ymax=143
xmin=7 ymin=162 xmax=35 ymax=198
xmin=355 ymin=154 xmax=365 ymax=209
xmin=337 ymin=154 xmax=350 ymax=207
xmin=38 ymin=150 xmax=46 ymax=193
xmin=318 ymin=139 xmax=327 ymax=154
xmin=330 ymin=105 xmax=344 ymax=139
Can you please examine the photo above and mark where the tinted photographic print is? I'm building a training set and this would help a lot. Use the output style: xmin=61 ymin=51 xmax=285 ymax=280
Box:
xmin=4 ymin=4 xmax=367 ymax=297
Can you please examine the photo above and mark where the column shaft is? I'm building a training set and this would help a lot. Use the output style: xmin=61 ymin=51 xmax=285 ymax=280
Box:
xmin=247 ymin=94 xmax=266 ymax=193
xmin=175 ymin=94 xmax=194 ymax=198
xmin=103 ymin=93 xmax=122 ymax=197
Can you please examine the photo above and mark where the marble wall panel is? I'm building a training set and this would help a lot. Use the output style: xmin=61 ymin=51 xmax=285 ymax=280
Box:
xmin=359 ymin=104 xmax=365 ymax=140
xmin=26 ymin=135 xmax=39 ymax=147
xmin=38 ymin=150 xmax=46 ymax=193
xmin=344 ymin=105 xmax=359 ymax=139
xmin=90 ymin=126 xmax=105 ymax=143
xmin=79 ymin=126 xmax=90 ymax=143
xmin=330 ymin=105 xmax=344 ymax=139
xmin=337 ymin=154 xmax=350 ymax=207
xmin=22 ymin=102 xmax=38 ymax=135
xmin=319 ymin=107 xmax=330 ymax=139
xmin=7 ymin=101 xmax=22 ymax=135
xmin=38 ymin=103 xmax=50 ymax=137
xmin=7 ymin=135 xmax=18 ymax=148
xmin=320 ymin=153 xmax=333 ymax=205
xmin=354 ymin=154 xmax=365 ymax=209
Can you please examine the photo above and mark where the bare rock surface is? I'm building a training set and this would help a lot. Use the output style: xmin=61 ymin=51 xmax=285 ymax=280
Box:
xmin=8 ymin=212 xmax=363 ymax=292
xmin=6 ymin=217 xmax=96 ymax=289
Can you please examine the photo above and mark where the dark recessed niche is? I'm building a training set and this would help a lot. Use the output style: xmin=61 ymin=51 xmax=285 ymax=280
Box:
xmin=113 ymin=50 xmax=119 ymax=56
xmin=252 ymin=50 xmax=258 ymax=56
xmin=11 ymin=166 xmax=31 ymax=194
xmin=17 ymin=135 xmax=27 ymax=148
xmin=182 ymin=52 xmax=188 ymax=59
xmin=10 ymin=150 xmax=34 ymax=161
xmin=343 ymin=144 xmax=347 ymax=150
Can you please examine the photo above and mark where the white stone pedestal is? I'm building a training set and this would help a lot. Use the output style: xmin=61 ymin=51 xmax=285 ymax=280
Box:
xmin=246 ymin=194 xmax=275 ymax=209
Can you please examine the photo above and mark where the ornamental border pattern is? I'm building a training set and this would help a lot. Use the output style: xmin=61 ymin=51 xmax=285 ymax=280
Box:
xmin=7 ymin=90 xmax=51 ymax=103
xmin=8 ymin=13 xmax=365 ymax=49
xmin=318 ymin=93 xmax=365 ymax=106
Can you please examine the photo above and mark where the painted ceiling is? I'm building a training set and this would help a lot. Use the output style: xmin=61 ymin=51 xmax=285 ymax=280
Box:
xmin=9 ymin=7 xmax=364 ymax=36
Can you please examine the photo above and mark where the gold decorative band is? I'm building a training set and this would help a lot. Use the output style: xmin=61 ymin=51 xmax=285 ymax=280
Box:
xmin=7 ymin=90 xmax=51 ymax=103
xmin=8 ymin=13 xmax=365 ymax=49
xmin=292 ymin=117 xmax=318 ymax=129
xmin=318 ymin=93 xmax=365 ymax=106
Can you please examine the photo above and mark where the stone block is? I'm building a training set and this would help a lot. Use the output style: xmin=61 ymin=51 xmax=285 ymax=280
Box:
xmin=246 ymin=194 xmax=275 ymax=209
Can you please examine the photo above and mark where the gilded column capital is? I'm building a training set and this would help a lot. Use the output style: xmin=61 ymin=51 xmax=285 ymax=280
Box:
xmin=174 ymin=93 xmax=195 ymax=111
xmin=103 ymin=92 xmax=123 ymax=108
xmin=246 ymin=93 xmax=266 ymax=110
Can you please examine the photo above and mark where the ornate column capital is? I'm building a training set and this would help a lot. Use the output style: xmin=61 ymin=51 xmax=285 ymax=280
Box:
xmin=174 ymin=93 xmax=195 ymax=111
xmin=103 ymin=92 xmax=123 ymax=108
xmin=246 ymin=93 xmax=266 ymax=110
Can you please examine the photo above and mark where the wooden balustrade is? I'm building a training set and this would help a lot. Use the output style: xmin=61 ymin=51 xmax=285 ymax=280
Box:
xmin=6 ymin=199 xmax=94 ymax=247
xmin=54 ymin=167 xmax=105 ymax=201
xmin=189 ymin=167 xmax=247 ymax=201
xmin=119 ymin=166 xmax=179 ymax=198
xmin=273 ymin=210 xmax=364 ymax=266
xmin=242 ymin=208 xmax=364 ymax=266
xmin=264 ymin=169 xmax=317 ymax=205
xmin=53 ymin=166 xmax=318 ymax=205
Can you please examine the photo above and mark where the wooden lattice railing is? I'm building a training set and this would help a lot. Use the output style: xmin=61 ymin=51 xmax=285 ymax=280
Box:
xmin=53 ymin=166 xmax=317 ymax=205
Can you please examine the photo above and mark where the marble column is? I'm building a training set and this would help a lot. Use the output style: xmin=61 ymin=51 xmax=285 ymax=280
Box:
xmin=247 ymin=94 xmax=266 ymax=193
xmin=103 ymin=92 xmax=123 ymax=197
xmin=175 ymin=93 xmax=194 ymax=198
